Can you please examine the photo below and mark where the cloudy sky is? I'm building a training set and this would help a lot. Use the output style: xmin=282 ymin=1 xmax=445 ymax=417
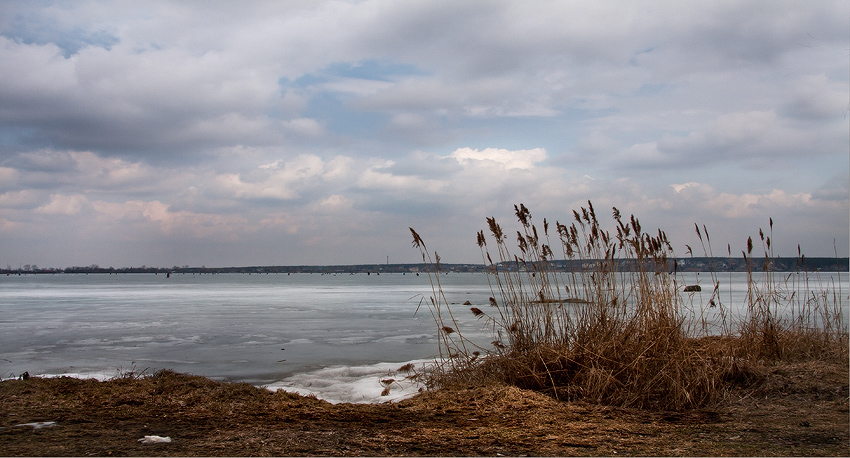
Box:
xmin=1 ymin=1 xmax=847 ymax=269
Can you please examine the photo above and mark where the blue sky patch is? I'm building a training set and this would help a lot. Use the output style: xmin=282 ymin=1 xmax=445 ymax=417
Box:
xmin=282 ymin=59 xmax=430 ymax=90
xmin=4 ymin=13 xmax=119 ymax=58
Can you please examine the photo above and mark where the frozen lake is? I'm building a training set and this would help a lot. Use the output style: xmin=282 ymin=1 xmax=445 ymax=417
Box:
xmin=1 ymin=270 xmax=846 ymax=402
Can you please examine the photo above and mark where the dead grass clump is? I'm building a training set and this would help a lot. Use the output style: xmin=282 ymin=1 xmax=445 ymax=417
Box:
xmin=410 ymin=202 xmax=847 ymax=411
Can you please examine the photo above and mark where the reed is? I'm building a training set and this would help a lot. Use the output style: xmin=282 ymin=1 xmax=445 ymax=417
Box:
xmin=411 ymin=203 xmax=847 ymax=410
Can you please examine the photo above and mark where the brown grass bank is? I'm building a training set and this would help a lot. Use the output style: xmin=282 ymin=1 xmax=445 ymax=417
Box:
xmin=0 ymin=360 xmax=847 ymax=456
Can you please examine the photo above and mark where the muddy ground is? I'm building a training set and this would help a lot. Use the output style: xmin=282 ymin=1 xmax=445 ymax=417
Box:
xmin=1 ymin=360 xmax=847 ymax=456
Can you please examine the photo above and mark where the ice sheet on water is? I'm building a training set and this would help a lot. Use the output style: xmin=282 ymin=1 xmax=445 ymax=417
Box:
xmin=264 ymin=359 xmax=433 ymax=404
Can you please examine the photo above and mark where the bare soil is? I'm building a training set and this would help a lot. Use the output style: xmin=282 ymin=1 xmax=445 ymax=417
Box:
xmin=1 ymin=360 xmax=847 ymax=456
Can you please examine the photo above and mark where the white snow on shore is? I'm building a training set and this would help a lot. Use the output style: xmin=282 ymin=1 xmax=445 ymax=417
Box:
xmin=264 ymin=359 xmax=434 ymax=404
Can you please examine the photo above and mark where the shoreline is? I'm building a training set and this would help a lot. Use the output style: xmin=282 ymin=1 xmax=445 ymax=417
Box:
xmin=5 ymin=256 xmax=848 ymax=275
xmin=3 ymin=358 xmax=437 ymax=405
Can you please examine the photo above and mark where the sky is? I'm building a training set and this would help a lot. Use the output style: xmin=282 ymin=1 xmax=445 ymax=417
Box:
xmin=0 ymin=1 xmax=848 ymax=269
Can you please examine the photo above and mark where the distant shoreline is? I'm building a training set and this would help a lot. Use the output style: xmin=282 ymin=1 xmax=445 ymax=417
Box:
xmin=3 ymin=256 xmax=848 ymax=275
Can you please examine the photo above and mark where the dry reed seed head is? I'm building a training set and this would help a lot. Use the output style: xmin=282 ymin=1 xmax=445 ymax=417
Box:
xmin=442 ymin=326 xmax=456 ymax=334
xmin=470 ymin=307 xmax=484 ymax=317
xmin=398 ymin=363 xmax=415 ymax=372
xmin=487 ymin=217 xmax=504 ymax=241
xmin=476 ymin=230 xmax=486 ymax=247
xmin=381 ymin=386 xmax=391 ymax=396
xmin=747 ymin=236 xmax=753 ymax=254
xmin=515 ymin=203 xmax=531 ymax=227
xmin=556 ymin=222 xmax=567 ymax=237
xmin=409 ymin=227 xmax=425 ymax=249
xmin=526 ymin=235 xmax=537 ymax=252
xmin=489 ymin=297 xmax=498 ymax=307
xmin=380 ymin=378 xmax=395 ymax=386
xmin=612 ymin=207 xmax=621 ymax=221
xmin=517 ymin=231 xmax=528 ymax=253
xmin=492 ymin=340 xmax=506 ymax=349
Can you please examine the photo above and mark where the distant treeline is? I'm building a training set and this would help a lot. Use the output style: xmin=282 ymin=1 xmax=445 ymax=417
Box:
xmin=2 ymin=257 xmax=847 ymax=275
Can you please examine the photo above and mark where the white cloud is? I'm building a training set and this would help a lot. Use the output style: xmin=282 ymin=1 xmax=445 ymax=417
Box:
xmin=785 ymin=74 xmax=850 ymax=121
xmin=217 ymin=154 xmax=332 ymax=200
xmin=90 ymin=199 xmax=256 ymax=241
xmin=321 ymin=194 xmax=352 ymax=208
xmin=281 ymin=117 xmax=325 ymax=138
xmin=0 ymin=167 xmax=19 ymax=189
xmin=669 ymin=182 xmax=811 ymax=218
xmin=357 ymin=163 xmax=446 ymax=193
xmin=35 ymin=194 xmax=90 ymax=215
xmin=449 ymin=147 xmax=547 ymax=170
xmin=0 ymin=190 xmax=46 ymax=209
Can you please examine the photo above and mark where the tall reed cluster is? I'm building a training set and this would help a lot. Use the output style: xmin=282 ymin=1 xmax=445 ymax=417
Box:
xmin=410 ymin=202 xmax=847 ymax=410
xmin=734 ymin=223 xmax=847 ymax=362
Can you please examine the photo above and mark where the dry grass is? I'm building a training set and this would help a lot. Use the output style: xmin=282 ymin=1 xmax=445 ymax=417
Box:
xmin=2 ymin=355 xmax=847 ymax=456
xmin=410 ymin=202 xmax=848 ymax=411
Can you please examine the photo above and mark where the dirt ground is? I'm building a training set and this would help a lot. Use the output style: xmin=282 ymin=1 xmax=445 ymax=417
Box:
xmin=1 ymin=360 xmax=847 ymax=456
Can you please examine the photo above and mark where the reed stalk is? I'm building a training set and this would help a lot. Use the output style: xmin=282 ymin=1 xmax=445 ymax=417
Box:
xmin=411 ymin=203 xmax=847 ymax=410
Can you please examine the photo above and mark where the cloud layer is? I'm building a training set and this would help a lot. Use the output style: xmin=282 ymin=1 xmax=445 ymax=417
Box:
xmin=0 ymin=1 xmax=847 ymax=268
